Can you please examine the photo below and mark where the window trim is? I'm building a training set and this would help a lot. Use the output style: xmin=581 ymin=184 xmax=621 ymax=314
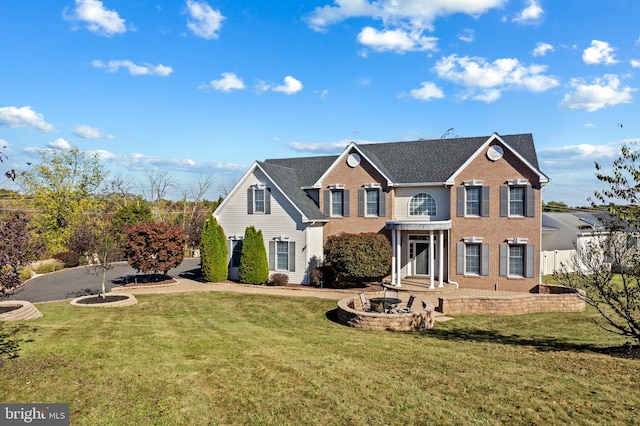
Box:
xmin=323 ymin=187 xmax=350 ymax=217
xmin=500 ymin=181 xmax=535 ymax=218
xmin=247 ymin=184 xmax=270 ymax=215
xmin=499 ymin=240 xmax=535 ymax=278
xmin=268 ymin=238 xmax=296 ymax=272
xmin=227 ymin=237 xmax=243 ymax=268
xmin=456 ymin=239 xmax=489 ymax=276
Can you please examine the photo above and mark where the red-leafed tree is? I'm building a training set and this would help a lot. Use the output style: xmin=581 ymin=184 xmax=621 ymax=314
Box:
xmin=0 ymin=213 xmax=40 ymax=298
xmin=124 ymin=221 xmax=186 ymax=277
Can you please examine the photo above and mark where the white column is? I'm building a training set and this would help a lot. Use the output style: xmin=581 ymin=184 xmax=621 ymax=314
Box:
xmin=438 ymin=229 xmax=444 ymax=288
xmin=429 ymin=230 xmax=435 ymax=289
xmin=391 ymin=228 xmax=396 ymax=286
xmin=396 ymin=229 xmax=402 ymax=287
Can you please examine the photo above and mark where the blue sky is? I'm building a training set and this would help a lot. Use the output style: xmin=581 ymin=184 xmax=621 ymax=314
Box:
xmin=1 ymin=0 xmax=638 ymax=206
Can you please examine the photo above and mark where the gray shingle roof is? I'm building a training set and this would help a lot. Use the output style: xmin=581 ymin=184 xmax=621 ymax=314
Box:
xmin=358 ymin=133 xmax=539 ymax=183
xmin=260 ymin=133 xmax=543 ymax=220
xmin=257 ymin=161 xmax=329 ymax=221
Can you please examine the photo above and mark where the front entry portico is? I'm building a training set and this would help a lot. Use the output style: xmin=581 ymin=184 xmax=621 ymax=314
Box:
xmin=387 ymin=220 xmax=451 ymax=289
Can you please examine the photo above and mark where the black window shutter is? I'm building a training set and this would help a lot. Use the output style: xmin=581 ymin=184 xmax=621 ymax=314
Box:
xmin=343 ymin=190 xmax=350 ymax=217
xmin=265 ymin=188 xmax=271 ymax=214
xmin=481 ymin=243 xmax=490 ymax=276
xmin=378 ymin=189 xmax=386 ymax=217
xmin=482 ymin=187 xmax=490 ymax=217
xmin=247 ymin=188 xmax=253 ymax=214
xmin=323 ymin=190 xmax=330 ymax=216
xmin=456 ymin=187 xmax=465 ymax=217
xmin=499 ymin=243 xmax=508 ymax=276
xmin=358 ymin=189 xmax=365 ymax=217
xmin=268 ymin=241 xmax=275 ymax=270
xmin=500 ymin=186 xmax=509 ymax=217
xmin=526 ymin=244 xmax=535 ymax=278
xmin=289 ymin=242 xmax=295 ymax=272
xmin=526 ymin=186 xmax=535 ymax=217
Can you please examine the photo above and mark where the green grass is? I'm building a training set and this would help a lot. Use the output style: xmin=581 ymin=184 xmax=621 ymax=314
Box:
xmin=1 ymin=292 xmax=639 ymax=425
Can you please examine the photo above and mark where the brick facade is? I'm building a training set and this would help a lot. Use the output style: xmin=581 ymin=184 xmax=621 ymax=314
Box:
xmin=320 ymin=148 xmax=393 ymax=238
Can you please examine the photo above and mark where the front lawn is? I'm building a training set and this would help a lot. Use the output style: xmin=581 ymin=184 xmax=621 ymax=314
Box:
xmin=1 ymin=292 xmax=638 ymax=425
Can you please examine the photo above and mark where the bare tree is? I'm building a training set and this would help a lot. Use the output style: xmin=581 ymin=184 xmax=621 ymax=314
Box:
xmin=107 ymin=173 xmax=135 ymax=208
xmin=140 ymin=170 xmax=176 ymax=220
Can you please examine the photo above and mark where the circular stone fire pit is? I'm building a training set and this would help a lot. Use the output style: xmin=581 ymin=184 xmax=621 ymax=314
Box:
xmin=0 ymin=300 xmax=43 ymax=321
xmin=71 ymin=293 xmax=137 ymax=307
xmin=337 ymin=294 xmax=434 ymax=331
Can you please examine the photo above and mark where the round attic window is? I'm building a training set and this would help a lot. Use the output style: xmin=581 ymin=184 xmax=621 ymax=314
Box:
xmin=486 ymin=145 xmax=504 ymax=161
xmin=347 ymin=153 xmax=361 ymax=168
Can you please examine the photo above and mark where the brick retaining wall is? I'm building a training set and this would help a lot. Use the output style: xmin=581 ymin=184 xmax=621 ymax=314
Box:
xmin=438 ymin=289 xmax=585 ymax=316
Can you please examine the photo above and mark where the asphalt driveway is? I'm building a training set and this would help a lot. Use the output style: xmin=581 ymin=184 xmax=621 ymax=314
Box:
xmin=5 ymin=258 xmax=202 ymax=303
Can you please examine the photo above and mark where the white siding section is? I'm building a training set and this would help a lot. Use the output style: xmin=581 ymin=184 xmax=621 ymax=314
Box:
xmin=393 ymin=187 xmax=451 ymax=221
xmin=215 ymin=167 xmax=315 ymax=284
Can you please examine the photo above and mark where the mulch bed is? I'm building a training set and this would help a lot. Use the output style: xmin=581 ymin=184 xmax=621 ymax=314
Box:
xmin=113 ymin=274 xmax=177 ymax=288
xmin=74 ymin=295 xmax=130 ymax=305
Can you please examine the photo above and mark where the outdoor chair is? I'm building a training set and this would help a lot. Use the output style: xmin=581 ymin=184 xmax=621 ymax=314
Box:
xmin=395 ymin=294 xmax=416 ymax=313
xmin=384 ymin=288 xmax=399 ymax=300
xmin=358 ymin=292 xmax=371 ymax=312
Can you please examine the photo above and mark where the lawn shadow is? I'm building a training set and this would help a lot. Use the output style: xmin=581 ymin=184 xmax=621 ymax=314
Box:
xmin=325 ymin=308 xmax=340 ymax=324
xmin=178 ymin=268 xmax=205 ymax=282
xmin=426 ymin=327 xmax=636 ymax=357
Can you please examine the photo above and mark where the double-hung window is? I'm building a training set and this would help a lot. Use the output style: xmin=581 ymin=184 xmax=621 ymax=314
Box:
xmin=331 ymin=190 xmax=344 ymax=216
xmin=457 ymin=181 xmax=489 ymax=217
xmin=324 ymin=185 xmax=349 ymax=217
xmin=509 ymin=186 xmax=525 ymax=216
xmin=457 ymin=238 xmax=489 ymax=276
xmin=248 ymin=184 xmax=270 ymax=214
xmin=366 ymin=188 xmax=379 ymax=216
xmin=269 ymin=238 xmax=296 ymax=272
xmin=500 ymin=238 xmax=535 ymax=278
xmin=500 ymin=179 xmax=534 ymax=218
xmin=358 ymin=184 xmax=386 ymax=217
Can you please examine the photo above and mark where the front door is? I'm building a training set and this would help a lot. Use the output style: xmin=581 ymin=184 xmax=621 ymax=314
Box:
xmin=413 ymin=242 xmax=430 ymax=276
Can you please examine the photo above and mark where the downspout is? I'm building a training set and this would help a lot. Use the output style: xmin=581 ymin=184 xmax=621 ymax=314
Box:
xmin=305 ymin=221 xmax=316 ymax=285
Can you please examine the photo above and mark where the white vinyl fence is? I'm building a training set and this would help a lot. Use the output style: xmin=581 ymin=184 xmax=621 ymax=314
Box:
xmin=541 ymin=249 xmax=575 ymax=275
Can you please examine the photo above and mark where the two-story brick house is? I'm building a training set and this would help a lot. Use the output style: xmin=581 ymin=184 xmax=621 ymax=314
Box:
xmin=213 ymin=132 xmax=548 ymax=292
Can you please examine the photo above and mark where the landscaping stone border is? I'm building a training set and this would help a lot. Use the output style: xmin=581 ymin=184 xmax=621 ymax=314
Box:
xmin=70 ymin=293 xmax=138 ymax=307
xmin=0 ymin=300 xmax=43 ymax=321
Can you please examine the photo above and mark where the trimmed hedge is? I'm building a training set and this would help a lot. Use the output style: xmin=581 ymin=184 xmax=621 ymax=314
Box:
xmin=238 ymin=226 xmax=269 ymax=285
xmin=323 ymin=232 xmax=392 ymax=285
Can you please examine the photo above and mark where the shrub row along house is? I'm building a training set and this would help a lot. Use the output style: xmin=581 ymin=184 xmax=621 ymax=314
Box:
xmin=213 ymin=133 xmax=549 ymax=292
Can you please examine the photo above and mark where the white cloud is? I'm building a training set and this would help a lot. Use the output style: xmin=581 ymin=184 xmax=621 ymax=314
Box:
xmin=631 ymin=59 xmax=640 ymax=68
xmin=408 ymin=82 xmax=445 ymax=101
xmin=273 ymin=76 xmax=303 ymax=95
xmin=73 ymin=124 xmax=115 ymax=139
xmin=200 ymin=72 xmax=245 ymax=92
xmin=458 ymin=28 xmax=474 ymax=43
xmin=92 ymin=59 xmax=173 ymax=76
xmin=64 ymin=0 xmax=127 ymax=36
xmin=433 ymin=54 xmax=559 ymax=102
xmin=185 ymin=0 xmax=225 ymax=39
xmin=532 ymin=42 xmax=553 ymax=57
xmin=0 ymin=106 xmax=55 ymax=132
xmin=357 ymin=27 xmax=437 ymax=52
xmin=583 ymin=40 xmax=618 ymax=65
xmin=561 ymin=74 xmax=635 ymax=112
xmin=306 ymin=0 xmax=504 ymax=53
xmin=306 ymin=0 xmax=506 ymax=32
xmin=48 ymin=138 xmax=71 ymax=150
xmin=512 ymin=0 xmax=543 ymax=24
xmin=287 ymin=139 xmax=377 ymax=154
xmin=541 ymin=143 xmax=618 ymax=160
